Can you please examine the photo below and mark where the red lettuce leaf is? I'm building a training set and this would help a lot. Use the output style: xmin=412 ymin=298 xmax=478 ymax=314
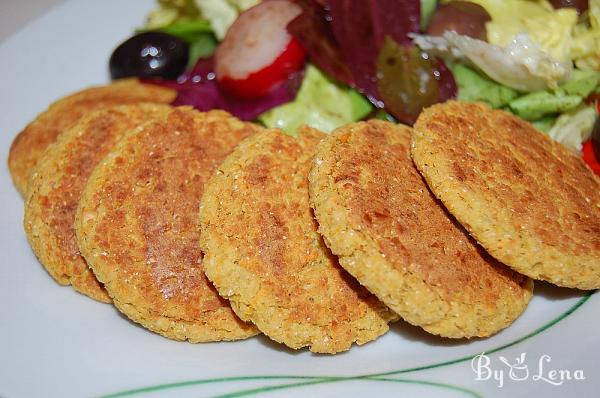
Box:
xmin=436 ymin=57 xmax=457 ymax=103
xmin=143 ymin=57 xmax=303 ymax=121
xmin=326 ymin=0 xmax=420 ymax=100
xmin=287 ymin=0 xmax=354 ymax=85
xmin=288 ymin=0 xmax=456 ymax=123
xmin=147 ymin=1 xmax=456 ymax=124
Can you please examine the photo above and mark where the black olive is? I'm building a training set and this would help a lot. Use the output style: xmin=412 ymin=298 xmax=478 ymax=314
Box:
xmin=109 ymin=32 xmax=189 ymax=80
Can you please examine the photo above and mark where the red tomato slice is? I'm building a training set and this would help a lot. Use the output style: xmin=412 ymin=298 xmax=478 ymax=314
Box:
xmin=582 ymin=140 xmax=600 ymax=176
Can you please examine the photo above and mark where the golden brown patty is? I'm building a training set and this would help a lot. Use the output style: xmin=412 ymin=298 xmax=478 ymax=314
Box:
xmin=25 ymin=104 xmax=173 ymax=303
xmin=412 ymin=101 xmax=600 ymax=290
xmin=309 ymin=120 xmax=533 ymax=338
xmin=76 ymin=108 xmax=260 ymax=342
xmin=199 ymin=128 xmax=397 ymax=354
xmin=8 ymin=79 xmax=176 ymax=197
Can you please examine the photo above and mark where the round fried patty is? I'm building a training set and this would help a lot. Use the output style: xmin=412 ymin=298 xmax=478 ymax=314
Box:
xmin=413 ymin=101 xmax=600 ymax=290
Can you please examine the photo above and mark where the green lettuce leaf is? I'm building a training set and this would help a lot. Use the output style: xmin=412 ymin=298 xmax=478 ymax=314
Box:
xmin=258 ymin=65 xmax=372 ymax=134
xmin=509 ymin=91 xmax=582 ymax=120
xmin=508 ymin=69 xmax=599 ymax=120
xmin=153 ymin=19 xmax=213 ymax=42
xmin=560 ymin=69 xmax=600 ymax=97
xmin=187 ymin=34 xmax=218 ymax=67
xmin=451 ymin=63 xmax=519 ymax=108
xmin=420 ymin=0 xmax=438 ymax=31
xmin=531 ymin=115 xmax=557 ymax=133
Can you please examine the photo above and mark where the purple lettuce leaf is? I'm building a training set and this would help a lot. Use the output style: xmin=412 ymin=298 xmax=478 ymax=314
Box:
xmin=288 ymin=0 xmax=456 ymax=124
xmin=326 ymin=0 xmax=420 ymax=100
xmin=287 ymin=0 xmax=354 ymax=85
xmin=436 ymin=57 xmax=457 ymax=103
xmin=143 ymin=57 xmax=303 ymax=121
xmin=146 ymin=1 xmax=456 ymax=125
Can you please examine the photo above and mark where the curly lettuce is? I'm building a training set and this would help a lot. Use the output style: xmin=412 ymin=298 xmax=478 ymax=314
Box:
xmin=145 ymin=0 xmax=202 ymax=29
xmin=194 ymin=0 xmax=260 ymax=39
xmin=449 ymin=0 xmax=600 ymax=71
xmin=572 ymin=0 xmax=600 ymax=71
xmin=546 ymin=105 xmax=597 ymax=152
xmin=258 ymin=65 xmax=372 ymax=134
xmin=412 ymin=31 xmax=571 ymax=91
xmin=145 ymin=0 xmax=259 ymax=40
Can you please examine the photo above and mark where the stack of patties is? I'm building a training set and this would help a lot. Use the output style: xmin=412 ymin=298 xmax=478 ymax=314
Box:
xmin=306 ymin=101 xmax=599 ymax=341
xmin=17 ymin=80 xmax=176 ymax=303
xmin=14 ymin=82 xmax=262 ymax=342
xmin=12 ymin=79 xmax=599 ymax=352
xmin=74 ymin=107 xmax=261 ymax=342
xmin=199 ymin=128 xmax=398 ymax=353
xmin=199 ymin=100 xmax=599 ymax=351
xmin=25 ymin=104 xmax=173 ymax=303
xmin=308 ymin=120 xmax=533 ymax=338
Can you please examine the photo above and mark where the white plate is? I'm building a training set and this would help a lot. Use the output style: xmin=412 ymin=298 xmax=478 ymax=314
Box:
xmin=0 ymin=1 xmax=597 ymax=397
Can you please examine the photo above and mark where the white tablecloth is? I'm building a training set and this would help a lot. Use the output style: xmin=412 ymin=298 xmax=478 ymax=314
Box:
xmin=0 ymin=0 xmax=65 ymax=43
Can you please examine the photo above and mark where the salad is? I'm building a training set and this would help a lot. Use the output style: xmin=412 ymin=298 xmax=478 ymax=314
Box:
xmin=109 ymin=0 xmax=600 ymax=174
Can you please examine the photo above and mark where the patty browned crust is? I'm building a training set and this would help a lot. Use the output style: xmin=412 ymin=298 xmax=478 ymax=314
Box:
xmin=9 ymin=79 xmax=176 ymax=197
xmin=76 ymin=107 xmax=260 ymax=342
xmin=309 ymin=120 xmax=533 ymax=338
xmin=25 ymin=104 xmax=173 ymax=303
xmin=412 ymin=101 xmax=600 ymax=290
xmin=199 ymin=127 xmax=397 ymax=353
